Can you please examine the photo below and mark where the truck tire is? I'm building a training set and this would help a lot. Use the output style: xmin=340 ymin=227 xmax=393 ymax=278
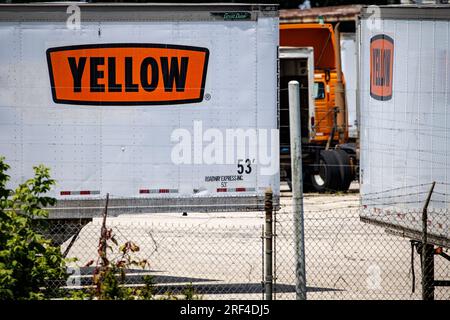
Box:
xmin=286 ymin=174 xmax=292 ymax=191
xmin=302 ymin=166 xmax=314 ymax=193
xmin=286 ymin=168 xmax=313 ymax=193
xmin=310 ymin=150 xmax=341 ymax=192
xmin=334 ymin=149 xmax=354 ymax=192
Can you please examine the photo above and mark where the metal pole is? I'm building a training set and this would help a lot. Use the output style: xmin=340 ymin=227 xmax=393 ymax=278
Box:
xmin=334 ymin=22 xmax=346 ymax=144
xmin=421 ymin=182 xmax=435 ymax=300
xmin=98 ymin=193 xmax=110 ymax=267
xmin=273 ymin=205 xmax=277 ymax=300
xmin=261 ymin=225 xmax=265 ymax=300
xmin=264 ymin=188 xmax=273 ymax=300
xmin=288 ymin=81 xmax=307 ymax=300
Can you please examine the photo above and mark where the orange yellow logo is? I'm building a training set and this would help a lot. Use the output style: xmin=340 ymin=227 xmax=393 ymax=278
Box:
xmin=46 ymin=44 xmax=209 ymax=105
xmin=370 ymin=35 xmax=394 ymax=101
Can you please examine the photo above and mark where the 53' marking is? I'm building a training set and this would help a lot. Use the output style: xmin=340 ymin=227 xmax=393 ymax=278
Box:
xmin=237 ymin=159 xmax=253 ymax=174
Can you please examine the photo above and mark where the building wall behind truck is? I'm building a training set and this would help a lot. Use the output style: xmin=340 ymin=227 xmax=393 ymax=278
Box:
xmin=0 ymin=5 xmax=279 ymax=210
xmin=359 ymin=12 xmax=450 ymax=211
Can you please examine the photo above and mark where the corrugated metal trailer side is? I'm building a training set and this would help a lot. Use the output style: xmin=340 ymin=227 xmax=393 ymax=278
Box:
xmin=358 ymin=5 xmax=450 ymax=247
xmin=0 ymin=3 xmax=279 ymax=218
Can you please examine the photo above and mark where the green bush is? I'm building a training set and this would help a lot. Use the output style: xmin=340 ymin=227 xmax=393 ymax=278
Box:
xmin=0 ymin=156 xmax=199 ymax=300
xmin=0 ymin=157 xmax=68 ymax=300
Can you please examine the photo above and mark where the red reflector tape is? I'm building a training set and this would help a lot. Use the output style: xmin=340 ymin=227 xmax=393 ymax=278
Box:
xmin=139 ymin=189 xmax=178 ymax=194
xmin=216 ymin=187 xmax=254 ymax=193
xmin=60 ymin=190 xmax=100 ymax=196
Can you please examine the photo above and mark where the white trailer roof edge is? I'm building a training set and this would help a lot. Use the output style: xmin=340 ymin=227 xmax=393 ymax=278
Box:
xmin=0 ymin=3 xmax=278 ymax=21
xmin=360 ymin=5 xmax=450 ymax=20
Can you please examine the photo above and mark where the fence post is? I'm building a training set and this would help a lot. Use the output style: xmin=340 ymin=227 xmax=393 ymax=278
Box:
xmin=422 ymin=182 xmax=436 ymax=300
xmin=264 ymin=188 xmax=273 ymax=300
xmin=98 ymin=193 xmax=110 ymax=266
xmin=288 ymin=80 xmax=307 ymax=300
xmin=261 ymin=225 xmax=265 ymax=300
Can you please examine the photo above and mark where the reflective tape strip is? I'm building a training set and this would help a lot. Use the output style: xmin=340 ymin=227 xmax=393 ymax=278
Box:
xmin=139 ymin=189 xmax=178 ymax=194
xmin=60 ymin=190 xmax=100 ymax=196
xmin=369 ymin=207 xmax=444 ymax=230
xmin=216 ymin=187 xmax=255 ymax=193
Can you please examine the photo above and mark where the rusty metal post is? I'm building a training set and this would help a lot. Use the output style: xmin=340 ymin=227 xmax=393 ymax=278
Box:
xmin=264 ymin=188 xmax=273 ymax=300
xmin=261 ymin=225 xmax=265 ymax=300
xmin=273 ymin=205 xmax=277 ymax=300
xmin=98 ymin=193 xmax=110 ymax=266
xmin=422 ymin=182 xmax=436 ymax=300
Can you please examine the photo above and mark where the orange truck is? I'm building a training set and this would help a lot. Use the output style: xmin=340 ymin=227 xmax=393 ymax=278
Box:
xmin=279 ymin=23 xmax=357 ymax=192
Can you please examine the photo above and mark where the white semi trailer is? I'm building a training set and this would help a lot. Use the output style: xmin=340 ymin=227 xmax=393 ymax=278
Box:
xmin=340 ymin=32 xmax=358 ymax=140
xmin=0 ymin=3 xmax=280 ymax=220
xmin=358 ymin=5 xmax=450 ymax=298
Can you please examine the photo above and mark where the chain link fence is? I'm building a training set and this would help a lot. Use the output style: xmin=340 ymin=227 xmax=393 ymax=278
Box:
xmin=39 ymin=184 xmax=449 ymax=300
xmin=274 ymin=205 xmax=449 ymax=300
xmin=45 ymin=215 xmax=265 ymax=300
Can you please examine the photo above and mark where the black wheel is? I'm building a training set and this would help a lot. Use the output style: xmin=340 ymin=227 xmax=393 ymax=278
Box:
xmin=284 ymin=168 xmax=293 ymax=191
xmin=310 ymin=150 xmax=341 ymax=192
xmin=302 ymin=165 xmax=314 ymax=193
xmin=287 ymin=177 xmax=293 ymax=191
xmin=334 ymin=149 xmax=354 ymax=192
xmin=285 ymin=168 xmax=312 ymax=193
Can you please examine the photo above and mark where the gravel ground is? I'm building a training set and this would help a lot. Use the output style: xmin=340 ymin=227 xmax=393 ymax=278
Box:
xmin=63 ymin=182 xmax=450 ymax=300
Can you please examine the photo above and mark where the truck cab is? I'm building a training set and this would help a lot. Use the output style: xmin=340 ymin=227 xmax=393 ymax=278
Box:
xmin=280 ymin=23 xmax=356 ymax=192
xmin=313 ymin=70 xmax=339 ymax=142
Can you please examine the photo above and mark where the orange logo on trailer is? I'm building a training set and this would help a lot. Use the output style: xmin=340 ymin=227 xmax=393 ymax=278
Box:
xmin=46 ymin=44 xmax=209 ymax=105
xmin=370 ymin=35 xmax=394 ymax=101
